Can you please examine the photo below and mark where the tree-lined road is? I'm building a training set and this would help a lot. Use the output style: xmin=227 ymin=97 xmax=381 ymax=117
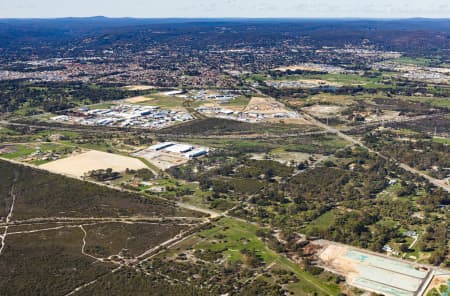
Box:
xmin=302 ymin=112 xmax=450 ymax=192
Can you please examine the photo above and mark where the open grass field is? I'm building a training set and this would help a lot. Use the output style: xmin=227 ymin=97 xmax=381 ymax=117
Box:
xmin=391 ymin=57 xmax=438 ymax=67
xmin=85 ymin=102 xmax=119 ymax=109
xmin=0 ymin=142 xmax=78 ymax=165
xmin=40 ymin=150 xmax=148 ymax=177
xmin=124 ymin=95 xmax=153 ymax=103
xmin=123 ymin=92 xmax=187 ymax=109
xmin=408 ymin=96 xmax=450 ymax=109
xmin=304 ymin=209 xmax=339 ymax=233
xmin=141 ymin=94 xmax=186 ymax=109
xmin=221 ymin=95 xmax=251 ymax=109
xmin=190 ymin=217 xmax=340 ymax=295
xmin=0 ymin=144 xmax=34 ymax=159
xmin=274 ymin=73 xmax=385 ymax=88
xmin=432 ymin=137 xmax=450 ymax=145
xmin=195 ymin=218 xmax=278 ymax=263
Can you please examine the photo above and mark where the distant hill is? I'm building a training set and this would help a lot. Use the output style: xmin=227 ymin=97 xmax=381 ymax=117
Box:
xmin=0 ymin=18 xmax=448 ymax=60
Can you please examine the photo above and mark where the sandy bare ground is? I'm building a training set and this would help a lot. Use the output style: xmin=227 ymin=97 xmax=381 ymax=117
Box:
xmin=40 ymin=150 xmax=147 ymax=177
xmin=266 ymin=117 xmax=310 ymax=125
xmin=244 ymin=97 xmax=291 ymax=114
xmin=425 ymin=275 xmax=450 ymax=295
xmin=134 ymin=150 xmax=188 ymax=170
xmin=303 ymin=105 xmax=345 ymax=118
xmin=291 ymin=94 xmax=355 ymax=107
xmin=199 ymin=101 xmax=246 ymax=112
xmin=251 ymin=151 xmax=312 ymax=165
xmin=317 ymin=244 xmax=360 ymax=279
xmin=364 ymin=110 xmax=401 ymax=123
xmin=123 ymin=85 xmax=155 ymax=91
xmin=124 ymin=96 xmax=152 ymax=103
xmin=272 ymin=151 xmax=313 ymax=164
xmin=274 ymin=65 xmax=330 ymax=72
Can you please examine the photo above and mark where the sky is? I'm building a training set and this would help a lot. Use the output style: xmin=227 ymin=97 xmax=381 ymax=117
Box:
xmin=0 ymin=0 xmax=449 ymax=19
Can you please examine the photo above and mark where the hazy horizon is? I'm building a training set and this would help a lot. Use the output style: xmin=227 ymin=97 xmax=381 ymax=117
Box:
xmin=1 ymin=0 xmax=449 ymax=19
xmin=1 ymin=16 xmax=450 ymax=20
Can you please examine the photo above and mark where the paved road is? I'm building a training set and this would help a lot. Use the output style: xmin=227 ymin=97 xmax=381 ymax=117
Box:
xmin=341 ymin=113 xmax=445 ymax=133
xmin=302 ymin=112 xmax=450 ymax=193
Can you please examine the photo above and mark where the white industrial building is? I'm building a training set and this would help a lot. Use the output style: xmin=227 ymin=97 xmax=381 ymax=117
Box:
xmin=143 ymin=142 xmax=209 ymax=159
xmin=149 ymin=142 xmax=175 ymax=151
xmin=184 ymin=148 xmax=209 ymax=158
xmin=165 ymin=144 xmax=194 ymax=154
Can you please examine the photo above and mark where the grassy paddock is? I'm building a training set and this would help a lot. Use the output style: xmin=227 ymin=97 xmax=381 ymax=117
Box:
xmin=195 ymin=218 xmax=340 ymax=295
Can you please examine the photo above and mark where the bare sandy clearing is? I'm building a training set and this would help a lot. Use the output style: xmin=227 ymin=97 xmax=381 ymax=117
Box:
xmin=303 ymin=105 xmax=345 ymax=118
xmin=244 ymin=97 xmax=290 ymax=114
xmin=251 ymin=151 xmax=312 ymax=165
xmin=123 ymin=85 xmax=155 ymax=91
xmin=40 ymin=150 xmax=147 ymax=177
xmin=364 ymin=110 xmax=401 ymax=123
xmin=272 ymin=63 xmax=346 ymax=74
xmin=292 ymin=94 xmax=355 ymax=107
xmin=198 ymin=101 xmax=246 ymax=112
xmin=275 ymin=65 xmax=319 ymax=72
xmin=318 ymin=244 xmax=357 ymax=276
xmin=266 ymin=118 xmax=310 ymax=125
xmin=124 ymin=96 xmax=153 ymax=103
xmin=273 ymin=151 xmax=313 ymax=163
xmin=134 ymin=150 xmax=189 ymax=170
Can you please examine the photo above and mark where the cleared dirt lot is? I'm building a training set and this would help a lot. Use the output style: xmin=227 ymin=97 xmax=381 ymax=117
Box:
xmin=303 ymin=105 xmax=345 ymax=118
xmin=364 ymin=110 xmax=402 ymax=123
xmin=274 ymin=65 xmax=327 ymax=72
xmin=244 ymin=97 xmax=291 ymax=114
xmin=266 ymin=117 xmax=310 ymax=124
xmin=251 ymin=151 xmax=312 ymax=165
xmin=124 ymin=96 xmax=153 ymax=103
xmin=0 ymin=145 xmax=17 ymax=154
xmin=291 ymin=94 xmax=356 ymax=107
xmin=123 ymin=85 xmax=155 ymax=91
xmin=134 ymin=150 xmax=188 ymax=170
xmin=40 ymin=150 xmax=147 ymax=177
